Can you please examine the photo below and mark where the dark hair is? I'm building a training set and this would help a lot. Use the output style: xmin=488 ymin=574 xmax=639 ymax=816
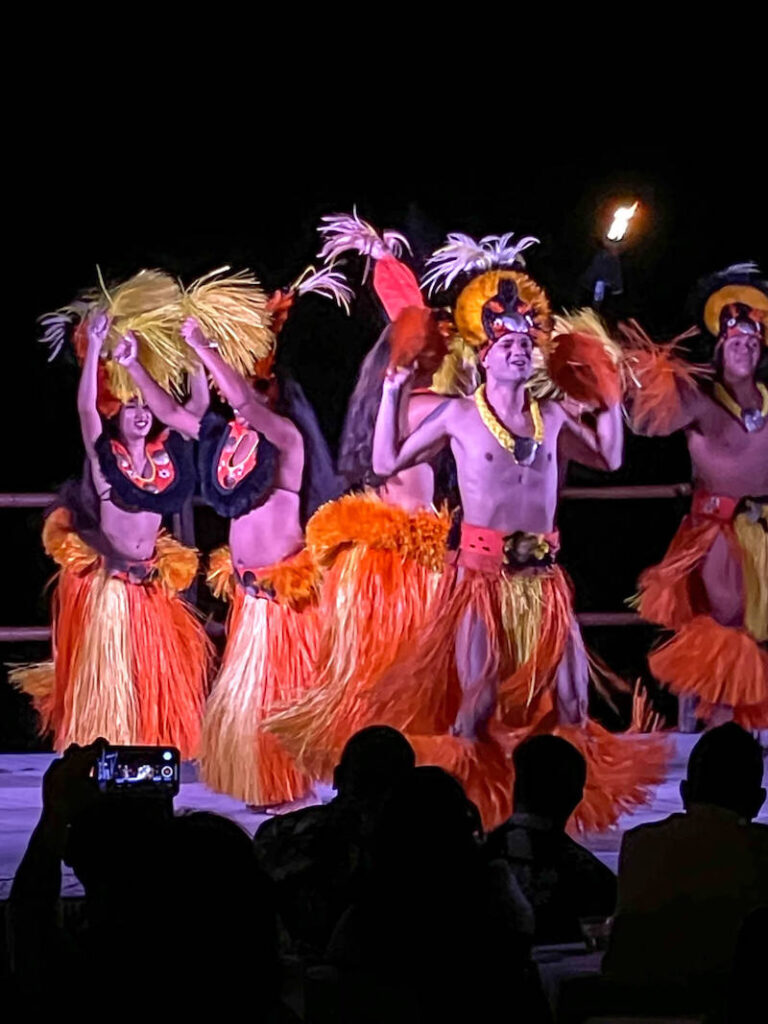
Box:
xmin=273 ymin=367 xmax=345 ymax=525
xmin=512 ymin=734 xmax=587 ymax=822
xmin=335 ymin=726 xmax=415 ymax=802
xmin=685 ymin=723 xmax=765 ymax=817
xmin=338 ymin=326 xmax=392 ymax=490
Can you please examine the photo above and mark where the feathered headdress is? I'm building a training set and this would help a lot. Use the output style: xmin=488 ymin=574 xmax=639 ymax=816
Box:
xmin=317 ymin=207 xmax=411 ymax=283
xmin=249 ymin=263 xmax=354 ymax=379
xmin=695 ymin=262 xmax=768 ymax=343
xmin=421 ymin=232 xmax=549 ymax=350
xmin=39 ymin=269 xmax=188 ymax=407
xmin=421 ymin=232 xmax=539 ymax=297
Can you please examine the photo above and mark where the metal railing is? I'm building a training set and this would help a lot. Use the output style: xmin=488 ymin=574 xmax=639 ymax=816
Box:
xmin=0 ymin=484 xmax=693 ymax=642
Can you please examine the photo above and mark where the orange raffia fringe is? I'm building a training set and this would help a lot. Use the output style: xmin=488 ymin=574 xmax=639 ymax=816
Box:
xmin=635 ymin=516 xmax=721 ymax=630
xmin=199 ymin=585 xmax=321 ymax=805
xmin=363 ymin=564 xmax=573 ymax=739
xmin=306 ymin=491 xmax=450 ymax=572
xmin=620 ymin=321 xmax=707 ymax=436
xmin=206 ymin=545 xmax=320 ymax=611
xmin=13 ymin=510 xmax=211 ymax=756
xmin=362 ymin=563 xmax=667 ymax=832
xmin=636 ymin=506 xmax=767 ymax=641
xmin=264 ymin=496 xmax=450 ymax=780
xmin=410 ymin=729 xmax=514 ymax=832
xmin=551 ymin=716 xmax=670 ymax=833
xmin=546 ymin=311 xmax=623 ymax=409
xmin=649 ymin=615 xmax=768 ymax=721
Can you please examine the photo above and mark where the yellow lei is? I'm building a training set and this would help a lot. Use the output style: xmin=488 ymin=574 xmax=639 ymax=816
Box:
xmin=713 ymin=381 xmax=768 ymax=431
xmin=474 ymin=383 xmax=544 ymax=458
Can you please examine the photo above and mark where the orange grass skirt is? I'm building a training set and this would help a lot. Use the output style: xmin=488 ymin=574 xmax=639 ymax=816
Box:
xmin=199 ymin=548 xmax=321 ymax=805
xmin=366 ymin=562 xmax=668 ymax=831
xmin=12 ymin=510 xmax=211 ymax=757
xmin=264 ymin=494 xmax=449 ymax=779
xmin=638 ymin=496 xmax=768 ymax=722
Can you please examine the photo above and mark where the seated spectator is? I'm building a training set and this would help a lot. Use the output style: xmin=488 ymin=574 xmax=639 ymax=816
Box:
xmin=602 ymin=723 xmax=768 ymax=1013
xmin=326 ymin=766 xmax=550 ymax=1024
xmin=486 ymin=734 xmax=617 ymax=943
xmin=10 ymin=741 xmax=283 ymax=1018
xmin=254 ymin=725 xmax=416 ymax=955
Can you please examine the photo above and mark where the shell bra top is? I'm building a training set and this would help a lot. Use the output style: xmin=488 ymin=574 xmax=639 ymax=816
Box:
xmin=95 ymin=429 xmax=195 ymax=515
xmin=198 ymin=410 xmax=279 ymax=518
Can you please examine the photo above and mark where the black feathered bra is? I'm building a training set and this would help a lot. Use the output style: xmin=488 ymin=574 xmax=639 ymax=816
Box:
xmin=198 ymin=410 xmax=279 ymax=519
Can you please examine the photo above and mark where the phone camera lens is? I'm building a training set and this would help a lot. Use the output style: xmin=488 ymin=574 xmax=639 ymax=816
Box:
xmin=161 ymin=766 xmax=173 ymax=779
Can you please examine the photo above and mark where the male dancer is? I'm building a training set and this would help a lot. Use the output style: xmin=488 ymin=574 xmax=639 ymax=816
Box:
xmin=628 ymin=264 xmax=768 ymax=728
xmin=365 ymin=234 xmax=667 ymax=829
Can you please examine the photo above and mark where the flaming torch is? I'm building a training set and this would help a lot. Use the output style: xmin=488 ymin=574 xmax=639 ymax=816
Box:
xmin=606 ymin=201 xmax=639 ymax=242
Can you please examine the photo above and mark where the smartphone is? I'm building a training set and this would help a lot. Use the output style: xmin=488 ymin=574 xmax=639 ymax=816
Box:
xmin=96 ymin=745 xmax=181 ymax=797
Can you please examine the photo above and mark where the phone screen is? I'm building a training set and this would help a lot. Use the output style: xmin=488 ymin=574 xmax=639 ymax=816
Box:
xmin=96 ymin=745 xmax=181 ymax=797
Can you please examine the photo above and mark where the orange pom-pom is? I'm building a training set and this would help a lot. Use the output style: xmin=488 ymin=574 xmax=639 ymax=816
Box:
xmin=547 ymin=331 xmax=622 ymax=408
xmin=389 ymin=306 xmax=449 ymax=374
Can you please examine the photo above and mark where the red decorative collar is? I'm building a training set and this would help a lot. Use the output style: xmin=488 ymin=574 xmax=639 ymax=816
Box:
xmin=217 ymin=418 xmax=261 ymax=491
xmin=110 ymin=431 xmax=176 ymax=494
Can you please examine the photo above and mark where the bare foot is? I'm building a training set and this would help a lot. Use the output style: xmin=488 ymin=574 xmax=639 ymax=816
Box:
xmin=263 ymin=788 xmax=320 ymax=816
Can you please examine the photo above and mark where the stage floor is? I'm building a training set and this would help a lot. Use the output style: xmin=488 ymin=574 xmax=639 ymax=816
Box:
xmin=1 ymin=733 xmax=767 ymax=899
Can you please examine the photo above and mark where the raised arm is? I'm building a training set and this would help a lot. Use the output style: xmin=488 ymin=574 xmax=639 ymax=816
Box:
xmin=184 ymin=362 xmax=210 ymax=420
xmin=113 ymin=333 xmax=202 ymax=440
xmin=561 ymin=401 xmax=624 ymax=472
xmin=372 ymin=367 xmax=452 ymax=477
xmin=77 ymin=310 xmax=110 ymax=458
xmin=181 ymin=317 xmax=300 ymax=451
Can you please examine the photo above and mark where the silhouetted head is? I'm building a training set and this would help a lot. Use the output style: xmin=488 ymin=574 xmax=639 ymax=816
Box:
xmin=512 ymin=735 xmax=587 ymax=828
xmin=372 ymin=766 xmax=483 ymax=880
xmin=333 ymin=725 xmax=415 ymax=805
xmin=681 ymin=723 xmax=766 ymax=820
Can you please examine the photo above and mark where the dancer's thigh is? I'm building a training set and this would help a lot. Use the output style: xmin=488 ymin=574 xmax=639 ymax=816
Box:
xmin=700 ymin=532 xmax=744 ymax=627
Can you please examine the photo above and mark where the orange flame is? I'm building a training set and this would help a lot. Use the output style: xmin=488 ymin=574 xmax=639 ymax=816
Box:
xmin=607 ymin=201 xmax=639 ymax=242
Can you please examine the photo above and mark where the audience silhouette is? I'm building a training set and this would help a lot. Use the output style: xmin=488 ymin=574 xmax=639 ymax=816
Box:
xmin=487 ymin=734 xmax=617 ymax=943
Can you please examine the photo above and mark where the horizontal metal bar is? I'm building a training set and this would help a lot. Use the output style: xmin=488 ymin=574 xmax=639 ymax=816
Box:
xmin=1 ymin=485 xmax=694 ymax=511
xmin=561 ymin=484 xmax=692 ymax=500
xmin=0 ymin=494 xmax=56 ymax=508
xmin=0 ymin=612 xmax=646 ymax=643
xmin=0 ymin=627 xmax=52 ymax=642
xmin=577 ymin=612 xmax=645 ymax=627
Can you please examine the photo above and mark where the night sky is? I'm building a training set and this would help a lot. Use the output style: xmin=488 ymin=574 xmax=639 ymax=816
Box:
xmin=2 ymin=129 xmax=765 ymax=748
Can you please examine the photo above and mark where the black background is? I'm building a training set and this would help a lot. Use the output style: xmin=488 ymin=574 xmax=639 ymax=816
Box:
xmin=2 ymin=77 xmax=766 ymax=747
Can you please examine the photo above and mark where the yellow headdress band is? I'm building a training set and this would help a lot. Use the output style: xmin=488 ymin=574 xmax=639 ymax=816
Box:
xmin=453 ymin=269 xmax=553 ymax=350
xmin=704 ymin=284 xmax=768 ymax=341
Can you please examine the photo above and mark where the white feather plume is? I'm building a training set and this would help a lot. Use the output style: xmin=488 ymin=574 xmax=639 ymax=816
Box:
xmin=717 ymin=262 xmax=760 ymax=277
xmin=422 ymin=231 xmax=540 ymax=297
xmin=317 ymin=207 xmax=411 ymax=282
xmin=38 ymin=296 xmax=98 ymax=361
xmin=290 ymin=263 xmax=355 ymax=314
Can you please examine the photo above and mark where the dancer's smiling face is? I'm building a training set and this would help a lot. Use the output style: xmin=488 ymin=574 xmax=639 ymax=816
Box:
xmin=482 ymin=332 xmax=534 ymax=384
xmin=119 ymin=398 xmax=153 ymax=441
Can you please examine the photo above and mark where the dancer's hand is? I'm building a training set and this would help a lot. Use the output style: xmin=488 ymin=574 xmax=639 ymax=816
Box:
xmin=181 ymin=316 xmax=209 ymax=352
xmin=41 ymin=738 xmax=106 ymax=848
xmin=87 ymin=309 xmax=111 ymax=348
xmin=383 ymin=364 xmax=414 ymax=389
xmin=113 ymin=331 xmax=139 ymax=367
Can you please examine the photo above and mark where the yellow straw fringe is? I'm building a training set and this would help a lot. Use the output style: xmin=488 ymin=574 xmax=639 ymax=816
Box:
xmin=9 ymin=661 xmax=55 ymax=700
xmin=182 ymin=268 xmax=275 ymax=379
xmin=63 ymin=573 xmax=139 ymax=748
xmin=103 ymin=270 xmax=190 ymax=403
xmin=155 ymin=533 xmax=199 ymax=593
xmin=735 ymin=509 xmax=768 ymax=642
